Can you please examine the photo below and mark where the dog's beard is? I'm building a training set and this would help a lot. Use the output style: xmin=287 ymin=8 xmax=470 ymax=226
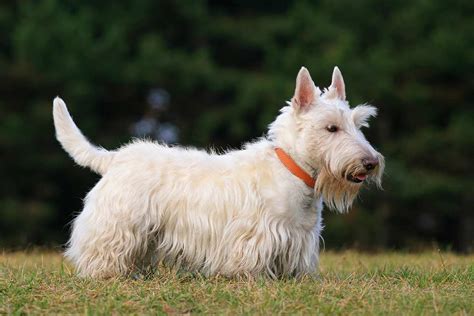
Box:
xmin=314 ymin=153 xmax=384 ymax=213
xmin=315 ymin=168 xmax=362 ymax=213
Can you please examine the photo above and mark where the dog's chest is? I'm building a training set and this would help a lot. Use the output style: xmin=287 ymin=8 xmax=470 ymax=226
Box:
xmin=265 ymin=183 xmax=320 ymax=230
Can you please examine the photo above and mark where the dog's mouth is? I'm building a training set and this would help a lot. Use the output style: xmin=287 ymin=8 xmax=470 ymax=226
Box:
xmin=346 ymin=172 xmax=368 ymax=183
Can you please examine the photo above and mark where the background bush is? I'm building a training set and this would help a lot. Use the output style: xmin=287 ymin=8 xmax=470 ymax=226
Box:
xmin=0 ymin=0 xmax=472 ymax=251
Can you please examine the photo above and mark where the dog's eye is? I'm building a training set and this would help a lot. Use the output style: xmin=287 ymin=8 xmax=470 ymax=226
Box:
xmin=326 ymin=125 xmax=338 ymax=133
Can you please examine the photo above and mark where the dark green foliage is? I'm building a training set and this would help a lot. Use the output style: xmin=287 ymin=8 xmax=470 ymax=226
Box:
xmin=0 ymin=0 xmax=472 ymax=250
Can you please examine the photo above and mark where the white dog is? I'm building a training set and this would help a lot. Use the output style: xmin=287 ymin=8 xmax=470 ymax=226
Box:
xmin=53 ymin=66 xmax=384 ymax=278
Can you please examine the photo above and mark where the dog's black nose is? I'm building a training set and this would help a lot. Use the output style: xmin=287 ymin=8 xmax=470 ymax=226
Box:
xmin=362 ymin=157 xmax=379 ymax=171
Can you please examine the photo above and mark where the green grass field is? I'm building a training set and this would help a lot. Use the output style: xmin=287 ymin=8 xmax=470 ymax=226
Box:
xmin=0 ymin=251 xmax=472 ymax=315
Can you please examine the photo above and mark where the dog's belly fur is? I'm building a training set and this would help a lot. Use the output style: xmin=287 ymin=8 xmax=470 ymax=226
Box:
xmin=65 ymin=140 xmax=322 ymax=278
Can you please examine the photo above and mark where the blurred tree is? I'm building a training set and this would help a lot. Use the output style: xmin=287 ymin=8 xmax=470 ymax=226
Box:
xmin=0 ymin=0 xmax=472 ymax=251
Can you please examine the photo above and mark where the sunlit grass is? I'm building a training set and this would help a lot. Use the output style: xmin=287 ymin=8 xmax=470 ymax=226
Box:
xmin=0 ymin=250 xmax=472 ymax=314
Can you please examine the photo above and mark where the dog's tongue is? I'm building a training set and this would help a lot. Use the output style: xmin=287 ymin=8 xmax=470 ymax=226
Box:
xmin=355 ymin=173 xmax=367 ymax=181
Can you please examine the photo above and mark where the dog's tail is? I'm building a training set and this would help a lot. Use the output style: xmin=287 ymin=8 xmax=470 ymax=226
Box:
xmin=53 ymin=97 xmax=114 ymax=175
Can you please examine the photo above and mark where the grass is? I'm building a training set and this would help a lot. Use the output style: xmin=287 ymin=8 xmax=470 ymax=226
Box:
xmin=0 ymin=251 xmax=472 ymax=315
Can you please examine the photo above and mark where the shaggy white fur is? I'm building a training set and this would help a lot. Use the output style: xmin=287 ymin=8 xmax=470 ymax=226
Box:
xmin=54 ymin=66 xmax=384 ymax=279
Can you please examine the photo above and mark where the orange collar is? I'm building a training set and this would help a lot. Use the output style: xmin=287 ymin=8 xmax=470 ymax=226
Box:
xmin=274 ymin=147 xmax=316 ymax=188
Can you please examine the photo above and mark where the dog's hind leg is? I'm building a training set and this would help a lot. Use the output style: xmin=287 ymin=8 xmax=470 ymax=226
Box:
xmin=65 ymin=185 xmax=154 ymax=278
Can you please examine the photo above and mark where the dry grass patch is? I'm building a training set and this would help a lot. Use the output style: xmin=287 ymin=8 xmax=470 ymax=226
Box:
xmin=0 ymin=250 xmax=472 ymax=314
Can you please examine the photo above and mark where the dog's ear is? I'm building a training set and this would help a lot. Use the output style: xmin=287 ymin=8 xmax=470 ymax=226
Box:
xmin=329 ymin=66 xmax=346 ymax=100
xmin=352 ymin=104 xmax=377 ymax=128
xmin=292 ymin=67 xmax=318 ymax=111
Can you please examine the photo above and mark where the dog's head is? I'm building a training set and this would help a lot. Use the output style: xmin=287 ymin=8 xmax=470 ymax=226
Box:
xmin=269 ymin=67 xmax=384 ymax=212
